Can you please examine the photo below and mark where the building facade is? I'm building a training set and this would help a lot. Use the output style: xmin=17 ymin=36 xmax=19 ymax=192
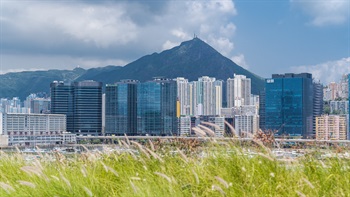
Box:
xmin=30 ymin=98 xmax=51 ymax=113
xmin=189 ymin=76 xmax=222 ymax=116
xmin=137 ymin=78 xmax=178 ymax=136
xmin=265 ymin=73 xmax=313 ymax=138
xmin=234 ymin=115 xmax=259 ymax=138
xmin=1 ymin=97 xmax=29 ymax=113
xmin=178 ymin=116 xmax=191 ymax=136
xmin=105 ymin=80 xmax=138 ymax=135
xmin=259 ymin=90 xmax=266 ymax=130
xmin=50 ymin=81 xmax=74 ymax=132
xmin=226 ymin=77 xmax=235 ymax=108
xmin=233 ymin=75 xmax=251 ymax=107
xmin=51 ymin=80 xmax=102 ymax=135
xmin=0 ymin=113 xmax=75 ymax=146
xmin=316 ymin=115 xmax=347 ymax=140
xmin=176 ymin=78 xmax=190 ymax=115
xmin=313 ymin=81 xmax=324 ymax=138
xmin=330 ymin=100 xmax=349 ymax=114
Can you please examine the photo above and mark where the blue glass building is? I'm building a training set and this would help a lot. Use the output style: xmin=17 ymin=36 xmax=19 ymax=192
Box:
xmin=50 ymin=81 xmax=74 ymax=132
xmin=51 ymin=80 xmax=102 ymax=135
xmin=73 ymin=81 xmax=102 ymax=135
xmin=137 ymin=78 xmax=178 ymax=136
xmin=105 ymin=80 xmax=138 ymax=135
xmin=265 ymin=73 xmax=313 ymax=138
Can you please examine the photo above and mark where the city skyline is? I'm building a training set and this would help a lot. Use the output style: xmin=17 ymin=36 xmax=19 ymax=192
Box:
xmin=0 ymin=0 xmax=349 ymax=84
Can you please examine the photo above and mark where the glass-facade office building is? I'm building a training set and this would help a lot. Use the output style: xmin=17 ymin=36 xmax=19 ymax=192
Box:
xmin=265 ymin=73 xmax=313 ymax=138
xmin=105 ymin=78 xmax=178 ymax=136
xmin=105 ymin=80 xmax=138 ymax=135
xmin=50 ymin=82 xmax=74 ymax=133
xmin=73 ymin=81 xmax=102 ymax=135
xmin=137 ymin=78 xmax=178 ymax=136
xmin=51 ymin=80 xmax=102 ymax=135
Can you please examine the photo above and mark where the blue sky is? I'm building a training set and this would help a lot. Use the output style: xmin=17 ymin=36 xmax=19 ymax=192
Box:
xmin=0 ymin=0 xmax=349 ymax=84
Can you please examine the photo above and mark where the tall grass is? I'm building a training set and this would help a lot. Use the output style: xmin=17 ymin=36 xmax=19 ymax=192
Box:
xmin=0 ymin=140 xmax=349 ymax=196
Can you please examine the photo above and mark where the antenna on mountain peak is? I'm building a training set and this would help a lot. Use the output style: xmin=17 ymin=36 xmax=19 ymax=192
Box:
xmin=193 ymin=33 xmax=197 ymax=38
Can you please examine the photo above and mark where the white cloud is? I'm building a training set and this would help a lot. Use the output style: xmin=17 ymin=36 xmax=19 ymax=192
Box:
xmin=1 ymin=0 xmax=241 ymax=73
xmin=171 ymin=28 xmax=191 ymax=40
xmin=208 ymin=36 xmax=234 ymax=57
xmin=162 ymin=40 xmax=179 ymax=50
xmin=291 ymin=0 xmax=350 ymax=26
xmin=4 ymin=2 xmax=138 ymax=48
xmin=0 ymin=54 xmax=128 ymax=75
xmin=291 ymin=57 xmax=350 ymax=84
xmin=231 ymin=54 xmax=249 ymax=69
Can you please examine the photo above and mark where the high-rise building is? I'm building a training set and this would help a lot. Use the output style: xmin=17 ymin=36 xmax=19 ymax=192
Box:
xmin=329 ymin=101 xmax=349 ymax=114
xmin=0 ymin=97 xmax=29 ymax=113
xmin=259 ymin=90 xmax=266 ymax=131
xmin=316 ymin=115 xmax=347 ymax=140
xmin=72 ymin=81 xmax=102 ymax=135
xmin=102 ymin=93 xmax=105 ymax=133
xmin=51 ymin=80 xmax=102 ymax=135
xmin=175 ymin=77 xmax=190 ymax=115
xmin=30 ymin=98 xmax=51 ymax=113
xmin=339 ymin=74 xmax=349 ymax=99
xmin=190 ymin=76 xmax=222 ymax=116
xmin=348 ymin=74 xmax=350 ymax=135
xmin=233 ymin=75 xmax=251 ymax=107
xmin=105 ymin=80 xmax=138 ymax=135
xmin=226 ymin=77 xmax=235 ymax=108
xmin=250 ymin=94 xmax=259 ymax=107
xmin=265 ymin=73 xmax=313 ymax=138
xmin=313 ymin=81 xmax=324 ymax=138
xmin=51 ymin=81 xmax=74 ymax=132
xmin=137 ymin=78 xmax=178 ymax=136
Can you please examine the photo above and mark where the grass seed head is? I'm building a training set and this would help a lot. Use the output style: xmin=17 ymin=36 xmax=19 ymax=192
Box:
xmin=17 ymin=180 xmax=36 ymax=189
xmin=130 ymin=180 xmax=138 ymax=193
xmin=215 ymin=176 xmax=229 ymax=188
xmin=211 ymin=184 xmax=225 ymax=196
xmin=0 ymin=182 xmax=15 ymax=194
xmin=60 ymin=174 xmax=71 ymax=189
xmin=21 ymin=166 xmax=43 ymax=177
xmin=81 ymin=166 xmax=87 ymax=177
xmin=296 ymin=190 xmax=306 ymax=197
xmin=154 ymin=172 xmax=172 ymax=183
xmin=176 ymin=148 xmax=189 ymax=163
xmin=131 ymin=177 xmax=141 ymax=181
xmin=149 ymin=139 xmax=155 ymax=151
xmin=83 ymin=186 xmax=93 ymax=197
xmin=302 ymin=178 xmax=315 ymax=189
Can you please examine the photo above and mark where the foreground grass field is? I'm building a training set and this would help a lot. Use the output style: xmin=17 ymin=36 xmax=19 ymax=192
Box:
xmin=0 ymin=140 xmax=349 ymax=196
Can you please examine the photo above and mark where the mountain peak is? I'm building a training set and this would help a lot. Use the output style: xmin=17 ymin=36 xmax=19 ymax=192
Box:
xmin=167 ymin=37 xmax=219 ymax=59
xmin=179 ymin=37 xmax=209 ymax=48
xmin=1 ymin=38 xmax=264 ymax=99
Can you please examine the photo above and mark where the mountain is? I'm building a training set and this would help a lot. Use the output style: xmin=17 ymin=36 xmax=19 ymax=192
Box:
xmin=77 ymin=38 xmax=264 ymax=93
xmin=0 ymin=68 xmax=86 ymax=100
xmin=0 ymin=38 xmax=265 ymax=100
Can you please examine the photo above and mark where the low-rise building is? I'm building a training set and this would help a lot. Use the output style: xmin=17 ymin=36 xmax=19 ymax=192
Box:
xmin=178 ymin=115 xmax=225 ymax=137
xmin=0 ymin=113 xmax=75 ymax=146
xmin=234 ymin=114 xmax=259 ymax=137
